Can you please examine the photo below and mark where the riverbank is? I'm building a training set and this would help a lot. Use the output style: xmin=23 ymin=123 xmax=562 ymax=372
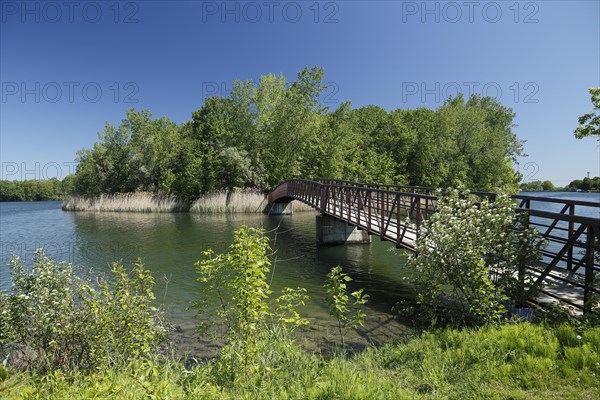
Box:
xmin=61 ymin=191 xmax=315 ymax=213
xmin=2 ymin=323 xmax=599 ymax=399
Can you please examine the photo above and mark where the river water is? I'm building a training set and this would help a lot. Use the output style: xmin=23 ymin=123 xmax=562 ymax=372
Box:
xmin=1 ymin=192 xmax=598 ymax=355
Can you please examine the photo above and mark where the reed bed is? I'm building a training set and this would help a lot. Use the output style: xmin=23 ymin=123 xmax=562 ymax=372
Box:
xmin=190 ymin=190 xmax=315 ymax=214
xmin=190 ymin=190 xmax=267 ymax=213
xmin=62 ymin=193 xmax=188 ymax=213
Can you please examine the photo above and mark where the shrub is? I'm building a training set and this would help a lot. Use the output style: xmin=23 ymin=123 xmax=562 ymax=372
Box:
xmin=0 ymin=250 xmax=165 ymax=372
xmin=193 ymin=226 xmax=309 ymax=383
xmin=324 ymin=265 xmax=369 ymax=348
xmin=78 ymin=260 xmax=165 ymax=366
xmin=407 ymin=189 xmax=545 ymax=325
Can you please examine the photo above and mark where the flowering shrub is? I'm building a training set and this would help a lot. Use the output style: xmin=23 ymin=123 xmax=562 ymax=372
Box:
xmin=408 ymin=189 xmax=545 ymax=324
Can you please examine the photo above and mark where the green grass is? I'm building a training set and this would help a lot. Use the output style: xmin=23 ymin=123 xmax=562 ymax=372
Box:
xmin=2 ymin=322 xmax=599 ymax=399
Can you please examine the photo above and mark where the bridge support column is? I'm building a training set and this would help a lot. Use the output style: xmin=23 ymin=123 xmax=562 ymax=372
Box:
xmin=316 ymin=214 xmax=371 ymax=245
xmin=268 ymin=202 xmax=293 ymax=215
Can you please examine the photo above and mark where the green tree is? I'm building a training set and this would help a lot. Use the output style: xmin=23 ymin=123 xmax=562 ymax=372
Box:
xmin=0 ymin=179 xmax=67 ymax=201
xmin=542 ymin=180 xmax=556 ymax=191
xmin=581 ymin=177 xmax=593 ymax=191
xmin=304 ymin=102 xmax=355 ymax=179
xmin=403 ymin=107 xmax=441 ymax=187
xmin=125 ymin=109 xmax=180 ymax=193
xmin=73 ymin=122 xmax=133 ymax=196
xmin=433 ymin=95 xmax=522 ymax=191
xmin=574 ymin=87 xmax=600 ymax=139
xmin=520 ymin=180 xmax=543 ymax=191
xmin=259 ymin=67 xmax=328 ymax=188
xmin=73 ymin=110 xmax=180 ymax=197
xmin=569 ymin=179 xmax=583 ymax=190
xmin=342 ymin=106 xmax=398 ymax=183
xmin=378 ymin=109 xmax=417 ymax=184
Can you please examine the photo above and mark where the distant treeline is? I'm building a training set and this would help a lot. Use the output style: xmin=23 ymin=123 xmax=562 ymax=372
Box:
xmin=70 ymin=67 xmax=524 ymax=202
xmin=520 ymin=177 xmax=600 ymax=192
xmin=0 ymin=177 xmax=74 ymax=202
xmin=567 ymin=176 xmax=600 ymax=191
xmin=519 ymin=180 xmax=556 ymax=192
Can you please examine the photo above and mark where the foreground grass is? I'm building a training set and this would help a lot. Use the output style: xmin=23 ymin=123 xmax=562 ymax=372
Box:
xmin=2 ymin=323 xmax=599 ymax=399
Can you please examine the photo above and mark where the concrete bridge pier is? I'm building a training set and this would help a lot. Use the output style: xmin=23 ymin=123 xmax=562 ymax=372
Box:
xmin=267 ymin=202 xmax=293 ymax=215
xmin=316 ymin=214 xmax=371 ymax=245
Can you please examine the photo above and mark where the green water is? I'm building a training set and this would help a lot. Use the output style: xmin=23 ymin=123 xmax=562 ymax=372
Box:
xmin=1 ymin=202 xmax=414 ymax=354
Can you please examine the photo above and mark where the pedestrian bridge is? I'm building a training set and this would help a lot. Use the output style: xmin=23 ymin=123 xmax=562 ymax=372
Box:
xmin=267 ymin=179 xmax=600 ymax=314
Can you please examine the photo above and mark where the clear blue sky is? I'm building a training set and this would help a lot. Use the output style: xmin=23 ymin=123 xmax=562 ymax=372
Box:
xmin=1 ymin=0 xmax=598 ymax=186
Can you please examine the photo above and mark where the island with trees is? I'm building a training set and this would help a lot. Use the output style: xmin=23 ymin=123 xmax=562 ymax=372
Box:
xmin=66 ymin=67 xmax=524 ymax=210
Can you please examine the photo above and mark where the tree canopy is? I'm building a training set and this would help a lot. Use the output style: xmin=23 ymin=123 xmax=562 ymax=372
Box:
xmin=71 ymin=67 xmax=525 ymax=201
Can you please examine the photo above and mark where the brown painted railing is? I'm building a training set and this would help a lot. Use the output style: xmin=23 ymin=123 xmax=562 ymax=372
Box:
xmin=268 ymin=179 xmax=600 ymax=313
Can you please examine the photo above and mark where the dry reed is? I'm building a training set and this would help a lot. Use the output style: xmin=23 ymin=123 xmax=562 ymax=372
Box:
xmin=62 ymin=193 xmax=188 ymax=213
xmin=190 ymin=191 xmax=267 ymax=213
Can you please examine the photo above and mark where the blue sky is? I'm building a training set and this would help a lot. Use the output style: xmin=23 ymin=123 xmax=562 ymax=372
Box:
xmin=1 ymin=0 xmax=598 ymax=186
